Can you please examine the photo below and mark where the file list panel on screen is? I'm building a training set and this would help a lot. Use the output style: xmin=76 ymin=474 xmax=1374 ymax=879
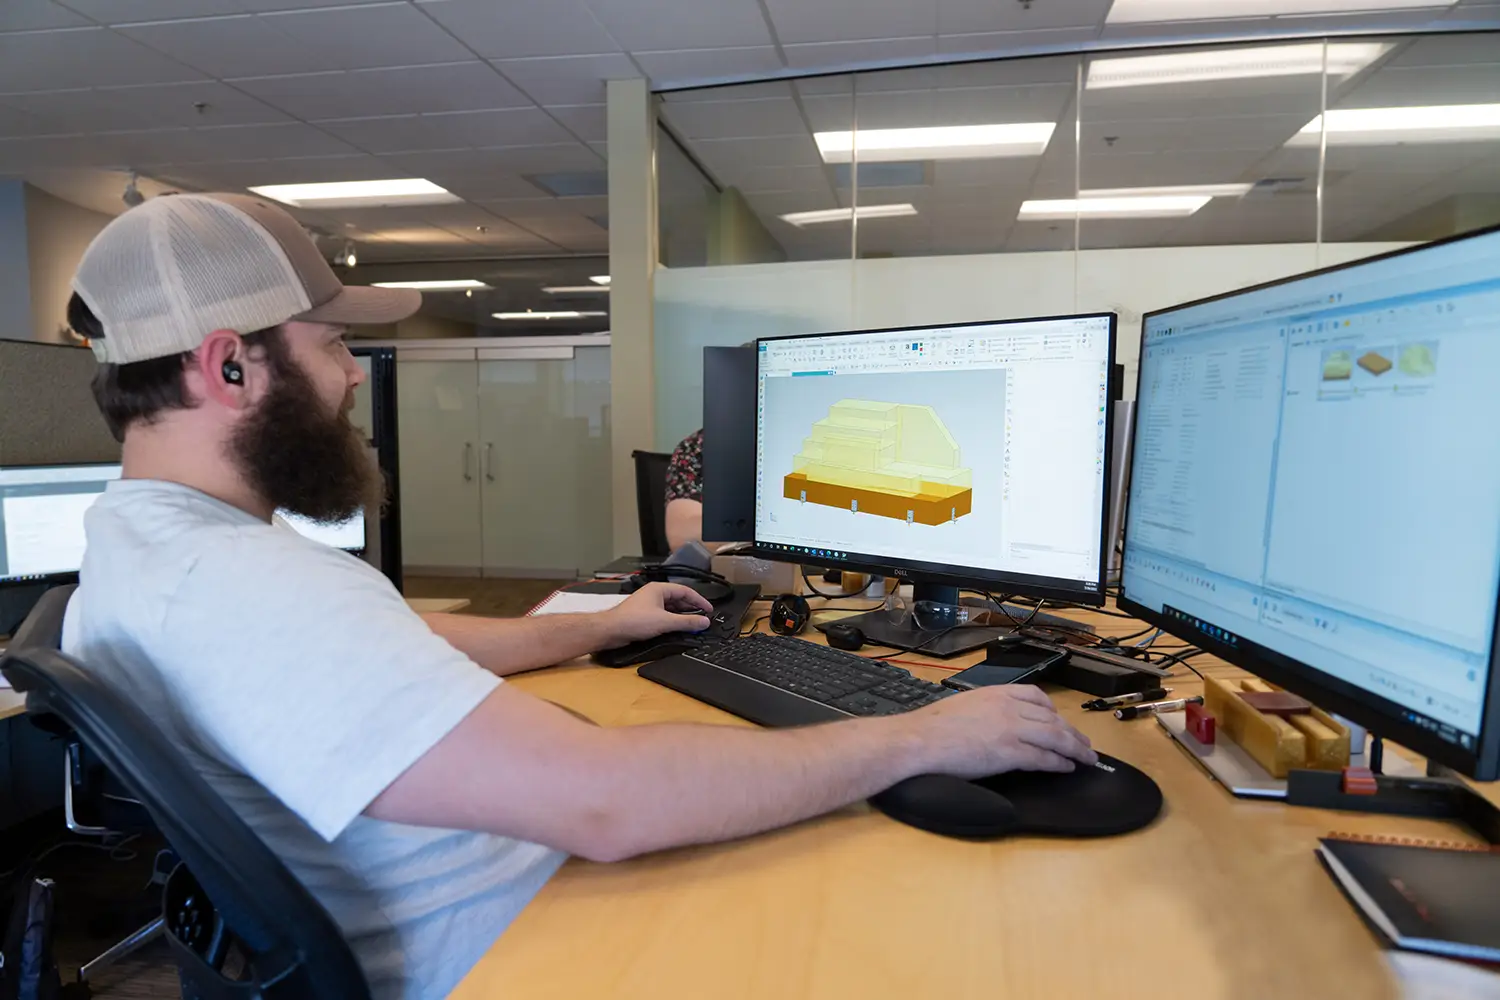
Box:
xmin=1127 ymin=325 xmax=1286 ymax=583
xmin=755 ymin=318 xmax=1111 ymax=588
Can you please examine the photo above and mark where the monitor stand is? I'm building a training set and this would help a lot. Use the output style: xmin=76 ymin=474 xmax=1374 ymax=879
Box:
xmin=814 ymin=583 xmax=1013 ymax=658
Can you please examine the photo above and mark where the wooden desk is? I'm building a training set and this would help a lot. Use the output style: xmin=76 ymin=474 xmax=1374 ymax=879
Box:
xmin=0 ymin=688 xmax=24 ymax=722
xmin=404 ymin=597 xmax=471 ymax=615
xmin=468 ymin=604 xmax=1493 ymax=998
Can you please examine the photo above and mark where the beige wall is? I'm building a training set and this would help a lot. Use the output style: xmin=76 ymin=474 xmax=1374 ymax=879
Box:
xmin=25 ymin=184 xmax=111 ymax=344
xmin=355 ymin=313 xmax=478 ymax=340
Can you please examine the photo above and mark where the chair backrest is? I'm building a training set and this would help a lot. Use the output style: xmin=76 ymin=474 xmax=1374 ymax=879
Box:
xmin=0 ymin=647 xmax=371 ymax=999
xmin=631 ymin=449 xmax=672 ymax=559
xmin=7 ymin=583 xmax=74 ymax=652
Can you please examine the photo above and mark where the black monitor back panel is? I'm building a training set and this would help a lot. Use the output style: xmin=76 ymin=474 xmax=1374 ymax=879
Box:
xmin=701 ymin=346 xmax=757 ymax=543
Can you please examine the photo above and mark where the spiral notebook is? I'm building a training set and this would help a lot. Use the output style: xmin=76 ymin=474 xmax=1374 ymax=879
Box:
xmin=1317 ymin=836 xmax=1500 ymax=964
xmin=527 ymin=591 xmax=628 ymax=617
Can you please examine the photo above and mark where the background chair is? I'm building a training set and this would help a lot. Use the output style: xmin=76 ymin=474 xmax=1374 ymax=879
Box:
xmin=631 ymin=449 xmax=672 ymax=560
xmin=1 ymin=620 xmax=370 ymax=998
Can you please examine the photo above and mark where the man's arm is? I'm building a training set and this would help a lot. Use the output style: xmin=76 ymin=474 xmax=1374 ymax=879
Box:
xmin=366 ymin=682 xmax=1095 ymax=862
xmin=421 ymin=582 xmax=714 ymax=676
xmin=665 ymin=497 xmax=703 ymax=552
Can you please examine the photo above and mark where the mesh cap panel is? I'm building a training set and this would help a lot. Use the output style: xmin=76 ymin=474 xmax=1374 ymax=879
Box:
xmin=73 ymin=195 xmax=313 ymax=364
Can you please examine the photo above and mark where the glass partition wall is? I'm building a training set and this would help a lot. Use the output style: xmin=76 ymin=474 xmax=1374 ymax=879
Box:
xmin=652 ymin=31 xmax=1499 ymax=447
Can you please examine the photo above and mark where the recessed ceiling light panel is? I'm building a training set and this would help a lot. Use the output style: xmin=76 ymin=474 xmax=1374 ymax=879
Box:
xmin=814 ymin=124 xmax=1054 ymax=163
xmin=248 ymin=178 xmax=458 ymax=209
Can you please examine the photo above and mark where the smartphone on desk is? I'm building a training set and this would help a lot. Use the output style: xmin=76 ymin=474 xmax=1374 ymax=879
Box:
xmin=941 ymin=644 xmax=1068 ymax=691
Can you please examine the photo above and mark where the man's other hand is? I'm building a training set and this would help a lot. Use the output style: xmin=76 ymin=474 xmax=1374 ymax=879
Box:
xmin=602 ymin=583 xmax=715 ymax=645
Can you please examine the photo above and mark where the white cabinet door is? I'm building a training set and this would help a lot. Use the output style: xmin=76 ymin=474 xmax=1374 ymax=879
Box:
xmin=476 ymin=348 xmax=612 ymax=577
xmin=396 ymin=360 xmax=482 ymax=573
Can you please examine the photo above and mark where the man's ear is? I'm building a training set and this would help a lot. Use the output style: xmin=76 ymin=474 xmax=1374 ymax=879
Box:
xmin=193 ymin=329 xmax=254 ymax=410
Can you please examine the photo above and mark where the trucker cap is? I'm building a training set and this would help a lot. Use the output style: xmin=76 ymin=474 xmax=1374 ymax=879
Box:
xmin=71 ymin=192 xmax=421 ymax=364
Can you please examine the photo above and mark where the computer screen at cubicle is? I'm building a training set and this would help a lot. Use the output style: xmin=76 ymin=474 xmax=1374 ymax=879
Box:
xmin=1120 ymin=224 xmax=1500 ymax=779
xmin=753 ymin=314 xmax=1115 ymax=605
xmin=1 ymin=463 xmax=368 ymax=587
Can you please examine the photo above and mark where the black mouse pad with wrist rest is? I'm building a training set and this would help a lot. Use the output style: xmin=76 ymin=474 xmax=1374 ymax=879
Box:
xmin=869 ymin=752 xmax=1162 ymax=840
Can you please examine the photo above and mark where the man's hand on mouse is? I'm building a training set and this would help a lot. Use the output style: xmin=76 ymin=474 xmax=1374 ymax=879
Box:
xmin=603 ymin=582 xmax=715 ymax=643
xmin=905 ymin=685 xmax=1097 ymax=778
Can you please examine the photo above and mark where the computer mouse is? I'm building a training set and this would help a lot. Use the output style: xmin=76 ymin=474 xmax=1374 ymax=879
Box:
xmin=825 ymin=622 xmax=865 ymax=651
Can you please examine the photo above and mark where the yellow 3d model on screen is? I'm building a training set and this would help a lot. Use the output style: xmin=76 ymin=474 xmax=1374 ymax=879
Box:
xmin=783 ymin=400 xmax=974 ymax=526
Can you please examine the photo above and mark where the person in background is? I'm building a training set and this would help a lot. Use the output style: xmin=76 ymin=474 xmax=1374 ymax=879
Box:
xmin=664 ymin=427 xmax=706 ymax=551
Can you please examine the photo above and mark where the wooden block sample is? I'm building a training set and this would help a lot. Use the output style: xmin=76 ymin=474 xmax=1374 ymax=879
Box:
xmin=1203 ymin=676 xmax=1351 ymax=778
xmin=1239 ymin=691 xmax=1312 ymax=717
xmin=1358 ymin=351 xmax=1393 ymax=376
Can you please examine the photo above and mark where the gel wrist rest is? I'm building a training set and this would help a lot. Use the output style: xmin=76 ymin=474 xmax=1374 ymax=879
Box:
xmin=870 ymin=752 xmax=1162 ymax=840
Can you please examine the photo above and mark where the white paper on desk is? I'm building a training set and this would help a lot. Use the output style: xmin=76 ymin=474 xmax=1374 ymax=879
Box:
xmin=1389 ymin=951 xmax=1500 ymax=1000
xmin=528 ymin=592 xmax=628 ymax=616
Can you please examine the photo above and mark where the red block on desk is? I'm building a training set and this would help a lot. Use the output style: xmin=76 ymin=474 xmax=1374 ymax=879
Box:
xmin=1185 ymin=702 xmax=1216 ymax=744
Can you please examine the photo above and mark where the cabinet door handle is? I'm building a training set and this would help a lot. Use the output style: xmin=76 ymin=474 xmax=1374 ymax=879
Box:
xmin=463 ymin=442 xmax=474 ymax=482
xmin=485 ymin=442 xmax=495 ymax=482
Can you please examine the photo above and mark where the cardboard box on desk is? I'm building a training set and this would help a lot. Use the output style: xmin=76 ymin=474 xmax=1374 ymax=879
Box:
xmin=711 ymin=555 xmax=800 ymax=595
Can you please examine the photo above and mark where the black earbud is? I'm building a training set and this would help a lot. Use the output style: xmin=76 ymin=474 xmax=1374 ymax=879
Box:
xmin=222 ymin=361 xmax=244 ymax=385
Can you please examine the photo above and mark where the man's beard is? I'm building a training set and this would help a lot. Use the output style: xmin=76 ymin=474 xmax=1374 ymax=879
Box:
xmin=228 ymin=354 xmax=383 ymax=523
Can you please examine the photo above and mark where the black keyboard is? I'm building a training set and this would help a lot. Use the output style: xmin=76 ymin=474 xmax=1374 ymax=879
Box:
xmin=638 ymin=633 xmax=954 ymax=728
xmin=592 ymin=584 xmax=761 ymax=668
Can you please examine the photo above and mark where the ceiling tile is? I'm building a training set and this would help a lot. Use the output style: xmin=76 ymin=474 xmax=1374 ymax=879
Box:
xmin=544 ymin=104 xmax=607 ymax=143
xmin=1 ymin=81 xmax=290 ymax=134
xmin=63 ymin=0 xmax=245 ymax=19
xmin=658 ymin=96 xmax=807 ymax=139
xmin=416 ymin=0 xmax=621 ymax=58
xmin=586 ymin=0 xmax=773 ymax=50
xmin=231 ymin=62 xmax=532 ymax=121
xmin=121 ymin=4 xmax=470 ymax=78
xmin=764 ymin=0 xmax=935 ymax=44
xmin=694 ymin=135 xmax=821 ymax=178
xmin=504 ymin=213 xmax=607 ymax=240
xmin=317 ymin=109 xmax=574 ymax=154
xmin=632 ymin=46 xmax=784 ymax=86
xmin=118 ymin=14 xmax=342 ymax=76
xmin=730 ymin=163 xmax=833 ymax=194
xmin=938 ymin=26 xmax=1099 ymax=56
xmin=478 ymin=194 xmax=607 ymax=217
xmin=1387 ymin=31 xmax=1500 ymax=67
xmin=259 ymin=3 xmax=471 ymax=68
xmin=849 ymin=83 xmax=1074 ymax=130
xmin=0 ymin=132 xmax=148 ymax=170
xmin=1336 ymin=64 xmax=1500 ymax=108
xmin=0 ymin=27 xmax=207 ymax=91
xmin=937 ymin=0 xmax=1108 ymax=34
xmin=491 ymin=53 xmax=641 ymax=106
xmin=1079 ymin=113 xmax=1309 ymax=155
xmin=129 ymin=121 xmax=360 ymax=163
xmin=0 ymin=106 xmax=44 ymax=139
xmin=146 ymin=153 xmax=395 ymax=189
xmin=0 ymin=1 xmax=92 ymax=30
xmin=782 ymin=36 xmax=939 ymax=70
xmin=663 ymin=80 xmax=794 ymax=102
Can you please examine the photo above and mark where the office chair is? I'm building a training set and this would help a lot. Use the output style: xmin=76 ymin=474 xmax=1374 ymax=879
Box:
xmin=1 ymin=624 xmax=370 ymax=997
xmin=631 ymin=449 xmax=673 ymax=560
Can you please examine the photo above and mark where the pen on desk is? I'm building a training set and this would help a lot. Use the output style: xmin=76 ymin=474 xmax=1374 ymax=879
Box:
xmin=1081 ymin=687 xmax=1171 ymax=711
xmin=1115 ymin=696 xmax=1203 ymax=720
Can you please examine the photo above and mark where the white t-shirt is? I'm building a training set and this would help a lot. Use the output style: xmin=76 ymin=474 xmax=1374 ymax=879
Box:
xmin=61 ymin=480 xmax=567 ymax=1000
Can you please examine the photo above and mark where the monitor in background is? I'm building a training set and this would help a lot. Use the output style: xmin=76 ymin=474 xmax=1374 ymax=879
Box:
xmin=701 ymin=346 xmax=757 ymax=543
xmin=1120 ymin=224 xmax=1500 ymax=780
xmin=754 ymin=314 xmax=1115 ymax=655
xmin=0 ymin=463 xmax=122 ymax=586
xmin=1106 ymin=400 xmax=1135 ymax=583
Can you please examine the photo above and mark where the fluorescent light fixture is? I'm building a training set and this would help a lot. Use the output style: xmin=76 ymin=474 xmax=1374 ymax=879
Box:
xmin=543 ymin=285 xmax=610 ymax=294
xmin=248 ymin=178 xmax=459 ymax=208
xmin=371 ymin=279 xmax=490 ymax=291
xmin=779 ymin=204 xmax=919 ymax=227
xmin=814 ymin=124 xmax=1054 ymax=163
xmin=1018 ymin=195 xmax=1212 ymax=220
xmin=492 ymin=311 xmax=608 ymax=320
xmin=1105 ymin=0 xmax=1454 ymax=25
xmin=1083 ymin=183 xmax=1254 ymax=198
xmin=1288 ymin=104 xmax=1500 ymax=145
xmin=590 ymin=275 xmax=611 ymax=285
xmin=1087 ymin=42 xmax=1389 ymax=89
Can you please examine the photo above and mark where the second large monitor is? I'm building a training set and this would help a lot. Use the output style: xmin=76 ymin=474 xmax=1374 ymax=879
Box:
xmin=754 ymin=314 xmax=1115 ymax=640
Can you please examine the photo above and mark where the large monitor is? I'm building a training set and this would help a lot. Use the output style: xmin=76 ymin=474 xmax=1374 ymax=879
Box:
xmin=1120 ymin=225 xmax=1500 ymax=780
xmin=0 ymin=463 xmax=368 ymax=590
xmin=754 ymin=314 xmax=1116 ymax=652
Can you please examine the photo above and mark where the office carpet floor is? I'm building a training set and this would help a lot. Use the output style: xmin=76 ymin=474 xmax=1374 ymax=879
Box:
xmin=24 ymin=576 xmax=561 ymax=998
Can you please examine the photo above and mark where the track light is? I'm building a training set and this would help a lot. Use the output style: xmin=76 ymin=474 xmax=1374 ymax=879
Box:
xmin=341 ymin=243 xmax=357 ymax=268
